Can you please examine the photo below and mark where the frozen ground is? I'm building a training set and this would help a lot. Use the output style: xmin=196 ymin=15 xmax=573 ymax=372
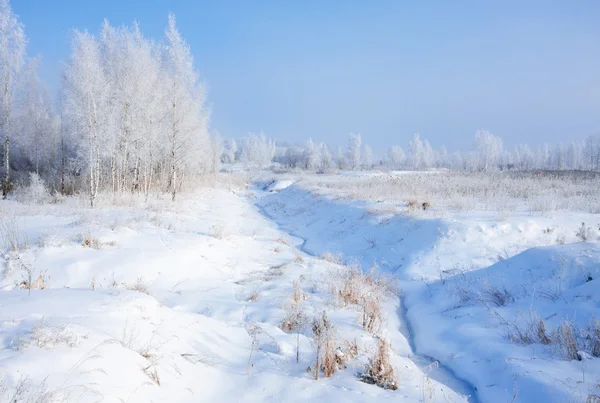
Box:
xmin=257 ymin=174 xmax=600 ymax=403
xmin=0 ymin=179 xmax=465 ymax=402
xmin=1 ymin=171 xmax=599 ymax=402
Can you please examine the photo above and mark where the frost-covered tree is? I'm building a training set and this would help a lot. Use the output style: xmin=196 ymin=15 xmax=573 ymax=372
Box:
xmin=584 ymin=135 xmax=600 ymax=171
xmin=513 ymin=144 xmax=533 ymax=171
xmin=163 ymin=14 xmax=210 ymax=200
xmin=18 ymin=60 xmax=59 ymax=175
xmin=241 ymin=132 xmax=275 ymax=169
xmin=63 ymin=30 xmax=108 ymax=207
xmin=474 ymin=130 xmax=503 ymax=172
xmin=362 ymin=144 xmax=373 ymax=169
xmin=305 ymin=138 xmax=319 ymax=170
xmin=387 ymin=145 xmax=405 ymax=169
xmin=318 ymin=142 xmax=332 ymax=172
xmin=0 ymin=0 xmax=26 ymax=198
xmin=346 ymin=133 xmax=361 ymax=170
xmin=222 ymin=138 xmax=237 ymax=164
xmin=208 ymin=133 xmax=223 ymax=174
xmin=336 ymin=145 xmax=346 ymax=170
xmin=409 ymin=134 xmax=425 ymax=169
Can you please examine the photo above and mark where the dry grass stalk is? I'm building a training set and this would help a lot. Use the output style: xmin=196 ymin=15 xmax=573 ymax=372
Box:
xmin=360 ymin=339 xmax=399 ymax=390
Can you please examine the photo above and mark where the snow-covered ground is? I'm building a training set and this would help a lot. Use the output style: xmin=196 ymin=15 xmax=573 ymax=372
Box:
xmin=257 ymin=175 xmax=600 ymax=403
xmin=1 ymin=172 xmax=599 ymax=402
xmin=0 ymin=180 xmax=465 ymax=402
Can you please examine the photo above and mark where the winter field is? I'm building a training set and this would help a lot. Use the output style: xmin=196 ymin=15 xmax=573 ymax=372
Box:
xmin=0 ymin=170 xmax=597 ymax=402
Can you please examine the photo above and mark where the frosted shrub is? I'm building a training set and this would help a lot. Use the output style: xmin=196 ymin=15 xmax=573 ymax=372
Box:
xmin=311 ymin=311 xmax=338 ymax=380
xmin=0 ymin=217 xmax=28 ymax=251
xmin=280 ymin=281 xmax=308 ymax=363
xmin=15 ymin=173 xmax=51 ymax=205
xmin=555 ymin=321 xmax=579 ymax=360
xmin=477 ymin=281 xmax=515 ymax=307
xmin=330 ymin=264 xmax=396 ymax=334
xmin=590 ymin=319 xmax=600 ymax=358
xmin=576 ymin=222 xmax=594 ymax=242
xmin=13 ymin=322 xmax=80 ymax=350
xmin=322 ymin=251 xmax=344 ymax=265
xmin=360 ymin=339 xmax=399 ymax=390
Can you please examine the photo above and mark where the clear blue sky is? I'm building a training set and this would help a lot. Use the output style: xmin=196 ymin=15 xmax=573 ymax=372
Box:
xmin=14 ymin=0 xmax=600 ymax=151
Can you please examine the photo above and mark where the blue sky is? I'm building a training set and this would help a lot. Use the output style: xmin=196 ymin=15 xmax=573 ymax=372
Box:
xmin=14 ymin=0 xmax=600 ymax=152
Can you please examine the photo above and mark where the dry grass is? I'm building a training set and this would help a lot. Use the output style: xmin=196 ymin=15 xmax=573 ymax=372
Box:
xmin=360 ymin=339 xmax=399 ymax=390
xmin=311 ymin=311 xmax=338 ymax=379
xmin=280 ymin=281 xmax=308 ymax=363
xmin=209 ymin=223 xmax=227 ymax=240
xmin=591 ymin=319 xmax=600 ymax=358
xmin=275 ymin=237 xmax=290 ymax=245
xmin=556 ymin=321 xmax=579 ymax=360
xmin=477 ymin=281 xmax=515 ymax=307
xmin=301 ymin=171 xmax=600 ymax=214
xmin=576 ymin=222 xmax=595 ymax=242
xmin=0 ymin=216 xmax=29 ymax=252
xmin=143 ymin=365 xmax=160 ymax=386
xmin=322 ymin=251 xmax=344 ymax=265
xmin=122 ymin=277 xmax=150 ymax=295
xmin=507 ymin=314 xmax=600 ymax=361
xmin=12 ymin=321 xmax=80 ymax=350
xmin=81 ymin=232 xmax=116 ymax=249
xmin=329 ymin=264 xmax=397 ymax=334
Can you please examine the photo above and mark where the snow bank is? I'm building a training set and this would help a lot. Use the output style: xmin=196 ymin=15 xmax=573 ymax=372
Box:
xmin=259 ymin=183 xmax=600 ymax=402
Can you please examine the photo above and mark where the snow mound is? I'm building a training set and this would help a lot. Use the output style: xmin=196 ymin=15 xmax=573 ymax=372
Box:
xmin=265 ymin=179 xmax=295 ymax=192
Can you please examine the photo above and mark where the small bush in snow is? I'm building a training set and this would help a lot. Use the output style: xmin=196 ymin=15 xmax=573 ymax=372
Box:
xmin=360 ymin=339 xmax=399 ymax=390
xmin=81 ymin=233 xmax=115 ymax=249
xmin=209 ymin=223 xmax=227 ymax=239
xmin=143 ymin=365 xmax=160 ymax=386
xmin=12 ymin=322 xmax=80 ymax=350
xmin=590 ymin=319 xmax=600 ymax=358
xmin=274 ymin=237 xmax=290 ymax=245
xmin=311 ymin=311 xmax=338 ymax=379
xmin=124 ymin=277 xmax=150 ymax=295
xmin=576 ymin=222 xmax=594 ymax=242
xmin=14 ymin=173 xmax=51 ymax=205
xmin=280 ymin=281 xmax=308 ymax=363
xmin=477 ymin=281 xmax=515 ymax=307
xmin=322 ymin=252 xmax=344 ymax=265
xmin=0 ymin=216 xmax=28 ymax=252
xmin=555 ymin=321 xmax=580 ymax=360
xmin=536 ymin=320 xmax=552 ymax=345
xmin=330 ymin=264 xmax=396 ymax=334
xmin=81 ymin=233 xmax=101 ymax=249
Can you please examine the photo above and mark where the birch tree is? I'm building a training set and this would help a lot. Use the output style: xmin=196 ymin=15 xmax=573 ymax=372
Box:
xmin=63 ymin=30 xmax=108 ymax=207
xmin=346 ymin=133 xmax=361 ymax=170
xmin=163 ymin=14 xmax=209 ymax=200
xmin=0 ymin=0 xmax=26 ymax=198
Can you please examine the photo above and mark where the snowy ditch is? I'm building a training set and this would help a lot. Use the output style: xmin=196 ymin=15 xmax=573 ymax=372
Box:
xmin=256 ymin=179 xmax=600 ymax=403
xmin=255 ymin=180 xmax=478 ymax=402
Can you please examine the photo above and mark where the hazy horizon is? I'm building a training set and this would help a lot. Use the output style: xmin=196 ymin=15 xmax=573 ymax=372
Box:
xmin=15 ymin=0 xmax=600 ymax=152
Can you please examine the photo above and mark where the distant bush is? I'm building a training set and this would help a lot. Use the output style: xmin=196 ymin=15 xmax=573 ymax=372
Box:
xmin=15 ymin=173 xmax=51 ymax=205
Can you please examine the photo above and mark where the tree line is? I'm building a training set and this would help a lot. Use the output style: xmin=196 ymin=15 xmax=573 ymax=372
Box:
xmin=0 ymin=0 xmax=598 ymax=207
xmin=226 ymin=130 xmax=600 ymax=173
xmin=0 ymin=1 xmax=218 ymax=206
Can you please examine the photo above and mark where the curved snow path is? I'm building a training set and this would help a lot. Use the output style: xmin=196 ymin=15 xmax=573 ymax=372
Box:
xmin=254 ymin=183 xmax=479 ymax=403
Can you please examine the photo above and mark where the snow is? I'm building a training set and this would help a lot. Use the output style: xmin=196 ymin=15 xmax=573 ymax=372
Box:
xmin=0 ymin=186 xmax=465 ymax=402
xmin=1 ymin=173 xmax=599 ymax=402
xmin=258 ymin=180 xmax=600 ymax=402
